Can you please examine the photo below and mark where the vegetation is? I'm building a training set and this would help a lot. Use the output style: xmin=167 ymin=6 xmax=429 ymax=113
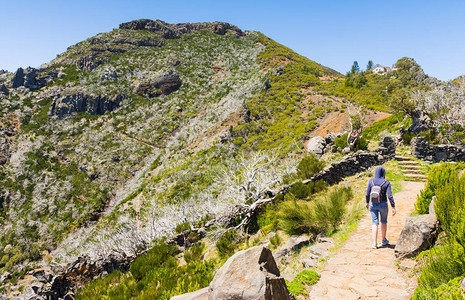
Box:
xmin=286 ymin=269 xmax=320 ymax=297
xmin=415 ymin=162 xmax=465 ymax=214
xmin=76 ymin=241 xmax=216 ymax=300
xmin=278 ymin=186 xmax=353 ymax=236
xmin=412 ymin=163 xmax=465 ymax=299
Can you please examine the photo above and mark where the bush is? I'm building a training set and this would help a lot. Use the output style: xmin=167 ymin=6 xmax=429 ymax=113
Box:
xmin=334 ymin=133 xmax=348 ymax=150
xmin=278 ymin=186 xmax=353 ymax=236
xmin=184 ymin=243 xmax=205 ymax=263
xmin=175 ymin=222 xmax=192 ymax=234
xmin=76 ymin=240 xmax=216 ymax=300
xmin=289 ymin=180 xmax=327 ymax=199
xmin=296 ymin=154 xmax=325 ymax=180
xmin=412 ymin=242 xmax=465 ymax=299
xmin=415 ymin=162 xmax=465 ymax=214
xmin=216 ymin=231 xmax=238 ymax=259
xmin=435 ymin=175 xmax=465 ymax=248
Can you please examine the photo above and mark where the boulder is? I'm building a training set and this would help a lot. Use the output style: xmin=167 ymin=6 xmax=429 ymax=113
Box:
xmin=273 ymin=236 xmax=311 ymax=261
xmin=170 ymin=287 xmax=209 ymax=300
xmin=324 ymin=132 xmax=337 ymax=145
xmin=209 ymin=246 xmax=292 ymax=300
xmin=135 ymin=70 xmax=181 ymax=98
xmin=307 ymin=136 xmax=326 ymax=155
xmin=395 ymin=213 xmax=438 ymax=258
xmin=10 ymin=67 xmax=46 ymax=90
xmin=33 ymin=269 xmax=54 ymax=283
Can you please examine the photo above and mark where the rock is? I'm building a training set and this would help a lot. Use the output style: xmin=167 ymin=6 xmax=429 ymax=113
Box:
xmin=10 ymin=67 xmax=46 ymax=90
xmin=11 ymin=67 xmax=24 ymax=88
xmin=273 ymin=236 xmax=311 ymax=261
xmin=100 ymin=66 xmax=118 ymax=81
xmin=461 ymin=277 xmax=465 ymax=293
xmin=49 ymin=89 xmax=125 ymax=118
xmin=119 ymin=19 xmax=244 ymax=39
xmin=170 ymin=287 xmax=209 ymax=300
xmin=408 ymin=110 xmax=432 ymax=134
xmin=324 ymin=132 xmax=337 ymax=144
xmin=0 ymin=84 xmax=9 ymax=95
xmin=33 ymin=269 xmax=53 ymax=283
xmin=135 ymin=70 xmax=181 ymax=98
xmin=307 ymin=136 xmax=326 ymax=155
xmin=411 ymin=136 xmax=465 ymax=162
xmin=209 ymin=246 xmax=292 ymax=300
xmin=395 ymin=214 xmax=438 ymax=258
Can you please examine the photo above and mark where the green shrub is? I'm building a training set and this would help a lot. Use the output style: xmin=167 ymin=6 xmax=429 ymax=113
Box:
xmin=76 ymin=241 xmax=216 ymax=300
xmin=216 ymin=231 xmax=238 ymax=259
xmin=296 ymin=154 xmax=325 ymax=180
xmin=415 ymin=162 xmax=465 ymax=214
xmin=412 ymin=242 xmax=465 ymax=300
xmin=286 ymin=269 xmax=320 ymax=297
xmin=334 ymin=133 xmax=348 ymax=150
xmin=435 ymin=175 xmax=465 ymax=248
xmin=363 ymin=113 xmax=406 ymax=140
xmin=278 ymin=186 xmax=353 ymax=236
xmin=401 ymin=132 xmax=416 ymax=145
xmin=355 ymin=135 xmax=368 ymax=151
xmin=175 ymin=222 xmax=192 ymax=234
xmin=278 ymin=200 xmax=318 ymax=236
xmin=314 ymin=186 xmax=353 ymax=230
xmin=269 ymin=232 xmax=282 ymax=249
xmin=184 ymin=243 xmax=205 ymax=263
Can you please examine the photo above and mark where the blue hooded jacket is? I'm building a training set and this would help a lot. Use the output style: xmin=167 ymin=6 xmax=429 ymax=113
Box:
xmin=366 ymin=166 xmax=395 ymax=207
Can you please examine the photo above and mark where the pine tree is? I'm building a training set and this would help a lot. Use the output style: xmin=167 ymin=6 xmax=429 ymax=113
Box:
xmin=367 ymin=60 xmax=373 ymax=70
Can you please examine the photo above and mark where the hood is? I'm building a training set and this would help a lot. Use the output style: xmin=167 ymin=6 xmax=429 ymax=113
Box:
xmin=375 ymin=166 xmax=385 ymax=179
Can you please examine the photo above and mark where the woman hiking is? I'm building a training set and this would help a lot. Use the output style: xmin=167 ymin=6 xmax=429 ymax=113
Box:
xmin=366 ymin=166 xmax=396 ymax=249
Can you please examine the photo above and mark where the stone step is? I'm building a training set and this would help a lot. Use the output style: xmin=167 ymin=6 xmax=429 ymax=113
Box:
xmin=399 ymin=160 xmax=421 ymax=166
xmin=395 ymin=156 xmax=412 ymax=161
xmin=404 ymin=173 xmax=427 ymax=181
xmin=402 ymin=169 xmax=424 ymax=174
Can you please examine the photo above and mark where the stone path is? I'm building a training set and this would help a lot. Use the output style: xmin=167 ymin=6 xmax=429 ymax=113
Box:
xmin=308 ymin=181 xmax=425 ymax=299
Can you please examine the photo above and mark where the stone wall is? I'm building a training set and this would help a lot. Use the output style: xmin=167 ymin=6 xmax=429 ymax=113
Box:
xmin=411 ymin=137 xmax=465 ymax=163
xmin=309 ymin=136 xmax=396 ymax=185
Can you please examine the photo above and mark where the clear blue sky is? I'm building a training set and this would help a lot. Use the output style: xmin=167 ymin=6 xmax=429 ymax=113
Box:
xmin=1 ymin=0 xmax=464 ymax=81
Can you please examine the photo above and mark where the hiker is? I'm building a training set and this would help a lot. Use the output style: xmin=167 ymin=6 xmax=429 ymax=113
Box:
xmin=366 ymin=166 xmax=396 ymax=249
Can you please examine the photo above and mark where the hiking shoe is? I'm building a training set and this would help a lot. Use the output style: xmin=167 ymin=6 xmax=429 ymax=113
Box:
xmin=382 ymin=238 xmax=389 ymax=246
xmin=372 ymin=243 xmax=377 ymax=249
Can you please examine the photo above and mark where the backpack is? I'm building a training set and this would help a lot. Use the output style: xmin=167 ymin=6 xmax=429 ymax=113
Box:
xmin=370 ymin=179 xmax=387 ymax=204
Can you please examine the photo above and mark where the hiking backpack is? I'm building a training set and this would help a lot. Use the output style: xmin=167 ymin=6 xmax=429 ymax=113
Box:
xmin=370 ymin=179 xmax=387 ymax=204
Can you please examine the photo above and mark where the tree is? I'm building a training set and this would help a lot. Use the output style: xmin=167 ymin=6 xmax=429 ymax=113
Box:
xmin=367 ymin=60 xmax=374 ymax=70
xmin=350 ymin=61 xmax=360 ymax=74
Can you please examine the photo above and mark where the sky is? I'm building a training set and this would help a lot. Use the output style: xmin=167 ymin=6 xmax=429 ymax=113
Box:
xmin=1 ymin=0 xmax=464 ymax=81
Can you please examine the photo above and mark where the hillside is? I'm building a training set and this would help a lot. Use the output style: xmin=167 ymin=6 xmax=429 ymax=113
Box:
xmin=0 ymin=19 xmax=342 ymax=276
xmin=0 ymin=19 xmax=448 ymax=298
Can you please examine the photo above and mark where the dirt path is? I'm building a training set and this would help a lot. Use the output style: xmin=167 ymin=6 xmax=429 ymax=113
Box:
xmin=309 ymin=181 xmax=425 ymax=299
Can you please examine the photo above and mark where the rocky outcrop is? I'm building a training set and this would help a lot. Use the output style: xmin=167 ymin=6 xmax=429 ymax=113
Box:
xmin=172 ymin=247 xmax=292 ymax=300
xmin=273 ymin=236 xmax=311 ymax=261
xmin=395 ymin=200 xmax=438 ymax=258
xmin=10 ymin=67 xmax=49 ymax=91
xmin=0 ymin=84 xmax=9 ymax=95
xmin=408 ymin=111 xmax=432 ymax=134
xmin=307 ymin=136 xmax=326 ymax=156
xmin=120 ymin=19 xmax=244 ymax=39
xmin=27 ymin=254 xmax=135 ymax=299
xmin=0 ymin=136 xmax=9 ymax=165
xmin=306 ymin=132 xmax=342 ymax=156
xmin=310 ymin=136 xmax=396 ymax=185
xmin=209 ymin=246 xmax=292 ymax=300
xmin=135 ymin=71 xmax=181 ymax=98
xmin=411 ymin=137 xmax=465 ymax=162
xmin=49 ymin=89 xmax=125 ymax=118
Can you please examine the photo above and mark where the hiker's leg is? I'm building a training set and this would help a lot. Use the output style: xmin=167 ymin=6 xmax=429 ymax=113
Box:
xmin=379 ymin=203 xmax=389 ymax=240
xmin=372 ymin=224 xmax=378 ymax=244
xmin=381 ymin=223 xmax=387 ymax=240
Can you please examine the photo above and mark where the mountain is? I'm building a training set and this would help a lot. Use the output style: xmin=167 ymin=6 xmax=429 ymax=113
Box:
xmin=0 ymin=19 xmax=441 ymax=298
xmin=0 ymin=19 xmax=341 ymax=275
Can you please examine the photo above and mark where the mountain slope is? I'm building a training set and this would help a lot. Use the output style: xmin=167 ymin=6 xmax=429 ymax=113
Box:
xmin=0 ymin=19 xmax=340 ymax=277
